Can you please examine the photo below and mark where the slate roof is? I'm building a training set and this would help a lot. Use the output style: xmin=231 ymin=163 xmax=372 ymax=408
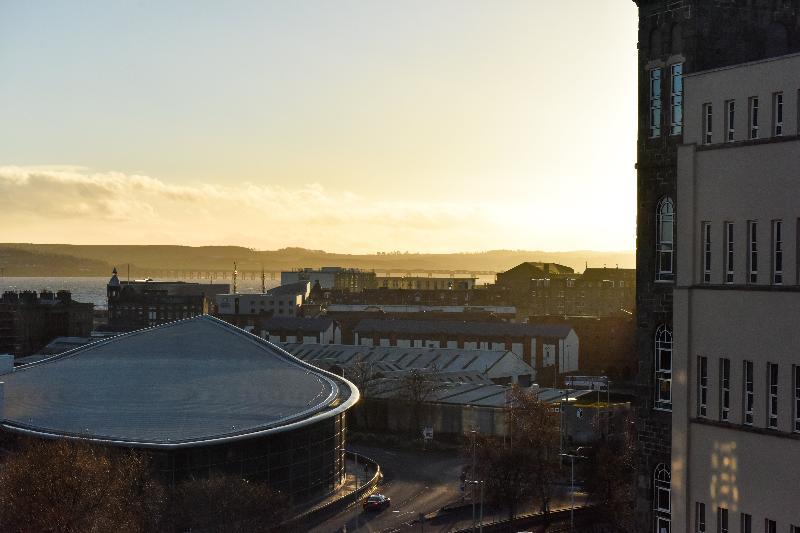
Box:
xmin=352 ymin=319 xmax=573 ymax=338
xmin=1 ymin=315 xmax=357 ymax=448
xmin=260 ymin=316 xmax=334 ymax=332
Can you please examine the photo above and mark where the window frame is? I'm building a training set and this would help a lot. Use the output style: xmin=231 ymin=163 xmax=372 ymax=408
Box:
xmin=720 ymin=358 xmax=731 ymax=421
xmin=767 ymin=362 xmax=779 ymax=430
xmin=743 ymin=360 xmax=754 ymax=425
xmin=655 ymin=325 xmax=673 ymax=411
xmin=724 ymin=222 xmax=734 ymax=284
xmin=749 ymin=96 xmax=759 ymax=139
xmin=695 ymin=502 xmax=706 ymax=533
xmin=670 ymin=63 xmax=684 ymax=136
xmin=698 ymin=356 xmax=708 ymax=418
xmin=657 ymin=198 xmax=675 ymax=282
xmin=702 ymin=222 xmax=712 ymax=283
xmin=740 ymin=513 xmax=751 ymax=533
xmin=703 ymin=103 xmax=713 ymax=144
xmin=773 ymin=92 xmax=783 ymax=136
xmin=772 ymin=220 xmax=783 ymax=285
xmin=765 ymin=519 xmax=776 ymax=533
xmin=748 ymin=220 xmax=758 ymax=284
xmin=717 ymin=507 xmax=728 ymax=533
xmin=725 ymin=99 xmax=735 ymax=142
xmin=649 ymin=68 xmax=663 ymax=138
xmin=654 ymin=463 xmax=671 ymax=533
xmin=794 ymin=364 xmax=800 ymax=433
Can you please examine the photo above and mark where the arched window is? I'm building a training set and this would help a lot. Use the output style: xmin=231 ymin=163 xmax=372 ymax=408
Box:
xmin=656 ymin=197 xmax=674 ymax=281
xmin=654 ymin=463 xmax=671 ymax=533
xmin=655 ymin=325 xmax=672 ymax=410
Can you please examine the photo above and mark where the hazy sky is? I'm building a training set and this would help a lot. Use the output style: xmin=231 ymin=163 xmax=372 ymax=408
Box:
xmin=0 ymin=1 xmax=638 ymax=253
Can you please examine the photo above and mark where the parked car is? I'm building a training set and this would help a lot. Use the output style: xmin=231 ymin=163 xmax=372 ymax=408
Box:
xmin=363 ymin=493 xmax=391 ymax=511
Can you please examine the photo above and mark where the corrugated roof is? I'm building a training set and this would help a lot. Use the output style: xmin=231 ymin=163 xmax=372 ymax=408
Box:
xmin=2 ymin=315 xmax=357 ymax=448
xmin=352 ymin=319 xmax=573 ymax=338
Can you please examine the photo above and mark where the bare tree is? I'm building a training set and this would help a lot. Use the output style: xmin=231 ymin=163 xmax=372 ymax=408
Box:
xmin=0 ymin=438 xmax=165 ymax=533
xmin=395 ymin=366 xmax=442 ymax=435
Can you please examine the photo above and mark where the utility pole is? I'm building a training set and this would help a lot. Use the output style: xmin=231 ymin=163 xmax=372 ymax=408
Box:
xmin=471 ymin=429 xmax=476 ymax=532
xmin=559 ymin=453 xmax=586 ymax=532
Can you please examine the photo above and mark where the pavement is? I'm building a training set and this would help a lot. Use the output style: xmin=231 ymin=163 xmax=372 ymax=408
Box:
xmin=308 ymin=445 xmax=589 ymax=533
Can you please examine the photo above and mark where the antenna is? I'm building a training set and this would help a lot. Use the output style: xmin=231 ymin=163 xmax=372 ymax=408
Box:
xmin=233 ymin=262 xmax=238 ymax=294
xmin=261 ymin=265 xmax=266 ymax=293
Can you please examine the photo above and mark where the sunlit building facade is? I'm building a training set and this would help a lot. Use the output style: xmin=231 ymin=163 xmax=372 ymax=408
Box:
xmin=671 ymin=53 xmax=800 ymax=532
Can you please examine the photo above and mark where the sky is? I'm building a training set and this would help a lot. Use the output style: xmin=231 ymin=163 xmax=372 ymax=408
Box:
xmin=0 ymin=1 xmax=639 ymax=254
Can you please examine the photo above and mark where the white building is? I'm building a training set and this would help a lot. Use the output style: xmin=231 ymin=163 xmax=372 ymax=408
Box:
xmin=672 ymin=53 xmax=800 ymax=532
xmin=260 ymin=317 xmax=341 ymax=345
xmin=215 ymin=281 xmax=310 ymax=318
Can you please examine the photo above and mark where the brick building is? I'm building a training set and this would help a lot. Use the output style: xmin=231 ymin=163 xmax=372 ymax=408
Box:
xmin=630 ymin=1 xmax=800 ymax=530
xmin=0 ymin=290 xmax=93 ymax=357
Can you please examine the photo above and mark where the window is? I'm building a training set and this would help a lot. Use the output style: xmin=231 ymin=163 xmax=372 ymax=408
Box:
xmin=791 ymin=525 xmax=800 ymax=533
xmin=748 ymin=221 xmax=758 ymax=284
xmin=695 ymin=502 xmax=706 ymax=532
xmin=773 ymin=92 xmax=783 ymax=136
xmin=744 ymin=360 xmax=754 ymax=425
xmin=655 ymin=325 xmax=673 ymax=410
xmin=717 ymin=508 xmax=728 ymax=533
xmin=650 ymin=68 xmax=662 ymax=137
xmin=740 ymin=514 xmax=751 ymax=533
xmin=768 ymin=362 xmax=779 ymax=429
xmin=749 ymin=97 xmax=759 ymax=139
xmin=765 ymin=519 xmax=776 ymax=533
xmin=702 ymin=222 xmax=712 ymax=283
xmin=670 ymin=63 xmax=683 ymax=135
xmin=655 ymin=464 xmax=671 ymax=533
xmin=725 ymin=100 xmax=735 ymax=141
xmin=719 ymin=358 xmax=731 ymax=421
xmin=772 ymin=220 xmax=783 ymax=285
xmin=703 ymin=103 xmax=713 ymax=144
xmin=794 ymin=365 xmax=800 ymax=432
xmin=657 ymin=198 xmax=675 ymax=281
xmin=698 ymin=356 xmax=708 ymax=417
xmin=725 ymin=222 xmax=734 ymax=284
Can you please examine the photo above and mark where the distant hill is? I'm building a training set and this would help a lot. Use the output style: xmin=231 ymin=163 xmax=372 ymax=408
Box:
xmin=0 ymin=244 xmax=634 ymax=277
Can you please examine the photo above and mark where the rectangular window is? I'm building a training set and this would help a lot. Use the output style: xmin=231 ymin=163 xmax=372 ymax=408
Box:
xmin=703 ymin=222 xmax=712 ymax=283
xmin=741 ymin=513 xmax=752 ymax=533
xmin=773 ymin=92 xmax=783 ymax=136
xmin=794 ymin=365 xmax=800 ymax=433
xmin=725 ymin=222 xmax=734 ymax=284
xmin=670 ymin=63 xmax=683 ymax=135
xmin=650 ymin=68 xmax=662 ymax=137
xmin=791 ymin=525 xmax=800 ymax=533
xmin=698 ymin=356 xmax=708 ymax=417
xmin=725 ymin=100 xmax=735 ymax=141
xmin=772 ymin=220 xmax=783 ymax=285
xmin=695 ymin=502 xmax=706 ymax=532
xmin=744 ymin=360 xmax=754 ymax=425
xmin=720 ymin=358 xmax=731 ymax=421
xmin=768 ymin=362 xmax=779 ymax=429
xmin=749 ymin=97 xmax=759 ymax=139
xmin=748 ymin=221 xmax=758 ymax=284
xmin=765 ymin=519 xmax=776 ymax=533
xmin=717 ymin=508 xmax=728 ymax=533
xmin=704 ymin=103 xmax=713 ymax=144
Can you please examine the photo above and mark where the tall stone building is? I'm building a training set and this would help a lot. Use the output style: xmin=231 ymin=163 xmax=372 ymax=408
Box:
xmin=632 ymin=1 xmax=800 ymax=531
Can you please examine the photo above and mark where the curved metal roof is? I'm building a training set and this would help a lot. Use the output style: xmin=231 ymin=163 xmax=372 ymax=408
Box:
xmin=1 ymin=315 xmax=358 ymax=448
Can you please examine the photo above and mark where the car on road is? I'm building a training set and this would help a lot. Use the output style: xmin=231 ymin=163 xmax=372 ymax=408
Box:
xmin=362 ymin=493 xmax=391 ymax=511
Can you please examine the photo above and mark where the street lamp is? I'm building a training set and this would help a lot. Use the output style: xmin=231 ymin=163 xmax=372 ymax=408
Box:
xmin=559 ymin=453 xmax=586 ymax=532
xmin=466 ymin=479 xmax=485 ymax=533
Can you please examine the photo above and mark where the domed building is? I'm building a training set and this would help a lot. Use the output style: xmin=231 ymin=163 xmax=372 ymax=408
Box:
xmin=1 ymin=315 xmax=359 ymax=502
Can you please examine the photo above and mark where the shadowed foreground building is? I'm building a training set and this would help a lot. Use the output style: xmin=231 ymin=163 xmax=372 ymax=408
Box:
xmin=0 ymin=315 xmax=358 ymax=503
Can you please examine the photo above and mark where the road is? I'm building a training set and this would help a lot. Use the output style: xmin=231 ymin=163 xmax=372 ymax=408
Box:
xmin=309 ymin=445 xmax=589 ymax=533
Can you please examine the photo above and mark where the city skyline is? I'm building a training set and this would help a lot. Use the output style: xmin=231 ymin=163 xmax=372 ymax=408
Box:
xmin=0 ymin=1 xmax=638 ymax=253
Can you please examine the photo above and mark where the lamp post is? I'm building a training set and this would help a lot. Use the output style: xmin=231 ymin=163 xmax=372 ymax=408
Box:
xmin=559 ymin=453 xmax=586 ymax=532
xmin=466 ymin=479 xmax=485 ymax=533
xmin=470 ymin=429 xmax=476 ymax=530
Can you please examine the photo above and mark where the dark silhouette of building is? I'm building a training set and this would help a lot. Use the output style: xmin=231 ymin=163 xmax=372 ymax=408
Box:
xmin=0 ymin=290 xmax=93 ymax=357
xmin=105 ymin=268 xmax=229 ymax=331
xmin=631 ymin=1 xmax=800 ymax=530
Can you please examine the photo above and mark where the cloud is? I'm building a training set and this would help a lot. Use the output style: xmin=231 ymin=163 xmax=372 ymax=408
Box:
xmin=0 ymin=165 xmax=502 ymax=252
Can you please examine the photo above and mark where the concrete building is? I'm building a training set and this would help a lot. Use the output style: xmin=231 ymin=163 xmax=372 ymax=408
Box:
xmin=670 ymin=53 xmax=800 ymax=532
xmin=351 ymin=319 xmax=579 ymax=383
xmin=215 ymin=281 xmax=310 ymax=321
xmin=0 ymin=290 xmax=93 ymax=357
xmin=106 ymin=268 xmax=229 ymax=331
xmin=630 ymin=2 xmax=800 ymax=530
xmin=376 ymin=276 xmax=476 ymax=291
xmin=281 ymin=267 xmax=377 ymax=293
xmin=282 ymin=343 xmax=536 ymax=386
xmin=1 ymin=315 xmax=358 ymax=502
xmin=260 ymin=316 xmax=341 ymax=345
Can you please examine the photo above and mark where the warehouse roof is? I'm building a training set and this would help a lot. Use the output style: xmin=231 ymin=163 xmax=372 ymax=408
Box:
xmin=352 ymin=319 xmax=573 ymax=338
xmin=2 ymin=315 xmax=357 ymax=448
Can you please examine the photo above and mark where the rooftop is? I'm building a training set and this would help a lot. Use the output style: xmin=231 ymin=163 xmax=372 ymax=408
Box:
xmin=352 ymin=319 xmax=573 ymax=338
xmin=2 ymin=315 xmax=357 ymax=448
